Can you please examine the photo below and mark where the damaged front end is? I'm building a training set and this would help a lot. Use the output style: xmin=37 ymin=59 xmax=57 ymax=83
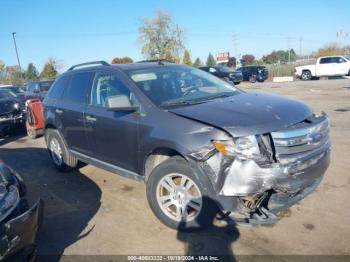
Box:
xmin=0 ymin=162 xmax=43 ymax=262
xmin=188 ymin=113 xmax=331 ymax=224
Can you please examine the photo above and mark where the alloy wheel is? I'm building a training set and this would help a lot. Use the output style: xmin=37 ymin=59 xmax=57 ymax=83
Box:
xmin=156 ymin=173 xmax=202 ymax=222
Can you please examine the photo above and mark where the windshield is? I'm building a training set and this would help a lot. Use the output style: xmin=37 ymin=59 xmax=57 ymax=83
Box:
xmin=345 ymin=55 xmax=350 ymax=61
xmin=0 ymin=90 xmax=16 ymax=99
xmin=217 ymin=66 xmax=234 ymax=73
xmin=128 ymin=65 xmax=241 ymax=107
xmin=40 ymin=81 xmax=54 ymax=92
xmin=4 ymin=87 xmax=25 ymax=94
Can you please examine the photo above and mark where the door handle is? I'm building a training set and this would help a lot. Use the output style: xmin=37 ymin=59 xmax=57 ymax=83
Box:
xmin=55 ymin=109 xmax=63 ymax=115
xmin=86 ymin=115 xmax=97 ymax=122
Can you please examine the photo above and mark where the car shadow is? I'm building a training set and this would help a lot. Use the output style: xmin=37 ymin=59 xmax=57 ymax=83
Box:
xmin=0 ymin=128 xmax=26 ymax=147
xmin=0 ymin=147 xmax=102 ymax=262
xmin=177 ymin=197 xmax=240 ymax=262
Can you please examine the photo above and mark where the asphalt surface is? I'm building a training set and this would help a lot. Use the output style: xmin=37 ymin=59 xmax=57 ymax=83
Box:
xmin=0 ymin=78 xmax=349 ymax=259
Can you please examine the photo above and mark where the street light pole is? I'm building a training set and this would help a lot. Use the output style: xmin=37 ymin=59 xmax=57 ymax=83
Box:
xmin=12 ymin=32 xmax=22 ymax=72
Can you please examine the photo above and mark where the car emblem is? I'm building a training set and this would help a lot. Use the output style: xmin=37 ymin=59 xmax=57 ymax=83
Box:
xmin=308 ymin=132 xmax=323 ymax=144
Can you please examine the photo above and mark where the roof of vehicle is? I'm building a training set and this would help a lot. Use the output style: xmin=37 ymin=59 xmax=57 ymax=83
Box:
xmin=239 ymin=65 xmax=266 ymax=68
xmin=65 ymin=61 xmax=185 ymax=75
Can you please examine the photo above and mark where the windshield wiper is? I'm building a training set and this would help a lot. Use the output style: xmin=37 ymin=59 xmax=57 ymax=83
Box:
xmin=160 ymin=99 xmax=207 ymax=107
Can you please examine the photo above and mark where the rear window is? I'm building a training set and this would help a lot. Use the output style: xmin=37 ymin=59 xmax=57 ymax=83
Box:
xmin=62 ymin=72 xmax=94 ymax=104
xmin=40 ymin=81 xmax=54 ymax=92
xmin=319 ymin=57 xmax=332 ymax=64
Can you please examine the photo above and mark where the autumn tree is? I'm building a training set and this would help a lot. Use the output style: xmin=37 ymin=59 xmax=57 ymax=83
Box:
xmin=193 ymin=57 xmax=203 ymax=67
xmin=240 ymin=54 xmax=255 ymax=66
xmin=138 ymin=10 xmax=185 ymax=63
xmin=40 ymin=57 xmax=61 ymax=79
xmin=182 ymin=50 xmax=192 ymax=65
xmin=313 ymin=43 xmax=350 ymax=57
xmin=206 ymin=53 xmax=216 ymax=66
xmin=111 ymin=57 xmax=134 ymax=64
xmin=25 ymin=63 xmax=39 ymax=80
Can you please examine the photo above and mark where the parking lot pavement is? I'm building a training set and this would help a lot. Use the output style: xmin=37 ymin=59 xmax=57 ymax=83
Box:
xmin=0 ymin=78 xmax=349 ymax=258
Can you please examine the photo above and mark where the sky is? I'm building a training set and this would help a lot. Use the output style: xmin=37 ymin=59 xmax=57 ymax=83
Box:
xmin=0 ymin=0 xmax=349 ymax=71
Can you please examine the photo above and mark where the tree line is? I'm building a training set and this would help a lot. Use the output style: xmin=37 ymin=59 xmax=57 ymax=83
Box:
xmin=0 ymin=57 xmax=60 ymax=85
xmin=2 ymin=10 xmax=349 ymax=85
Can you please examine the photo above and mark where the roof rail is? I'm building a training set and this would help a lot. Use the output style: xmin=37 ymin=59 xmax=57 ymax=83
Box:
xmin=136 ymin=59 xmax=173 ymax=64
xmin=68 ymin=61 xmax=110 ymax=71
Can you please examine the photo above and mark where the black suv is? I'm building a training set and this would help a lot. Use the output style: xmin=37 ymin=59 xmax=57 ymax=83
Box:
xmin=236 ymin=65 xmax=268 ymax=83
xmin=0 ymin=89 xmax=25 ymax=136
xmin=25 ymin=80 xmax=54 ymax=101
xmin=43 ymin=61 xmax=330 ymax=230
xmin=199 ymin=66 xmax=243 ymax=85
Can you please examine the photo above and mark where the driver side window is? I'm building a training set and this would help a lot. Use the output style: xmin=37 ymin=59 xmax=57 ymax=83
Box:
xmin=91 ymin=72 xmax=131 ymax=107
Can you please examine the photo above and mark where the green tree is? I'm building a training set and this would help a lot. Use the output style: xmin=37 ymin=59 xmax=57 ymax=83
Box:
xmin=138 ymin=10 xmax=185 ymax=63
xmin=182 ymin=49 xmax=192 ymax=65
xmin=4 ymin=66 xmax=23 ymax=85
xmin=193 ymin=57 xmax=203 ymax=67
xmin=40 ymin=57 xmax=60 ymax=79
xmin=206 ymin=53 xmax=216 ymax=66
xmin=25 ymin=63 xmax=39 ymax=80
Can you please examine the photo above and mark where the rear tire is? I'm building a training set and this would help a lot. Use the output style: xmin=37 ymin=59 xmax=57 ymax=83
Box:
xmin=45 ymin=129 xmax=78 ymax=172
xmin=146 ymin=156 xmax=218 ymax=231
xmin=301 ymin=70 xmax=312 ymax=80
xmin=249 ymin=75 xmax=257 ymax=83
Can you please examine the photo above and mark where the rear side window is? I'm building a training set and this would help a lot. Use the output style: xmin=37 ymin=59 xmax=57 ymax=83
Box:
xmin=48 ymin=76 xmax=70 ymax=99
xmin=62 ymin=72 xmax=94 ymax=104
xmin=320 ymin=58 xmax=332 ymax=64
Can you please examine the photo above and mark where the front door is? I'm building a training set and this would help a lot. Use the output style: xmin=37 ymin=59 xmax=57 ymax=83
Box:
xmin=85 ymin=70 xmax=139 ymax=173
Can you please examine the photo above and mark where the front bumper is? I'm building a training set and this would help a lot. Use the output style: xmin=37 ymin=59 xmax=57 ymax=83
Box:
xmin=0 ymin=199 xmax=43 ymax=261
xmin=188 ymin=133 xmax=330 ymax=224
xmin=0 ymin=114 xmax=25 ymax=135
xmin=0 ymin=166 xmax=43 ymax=261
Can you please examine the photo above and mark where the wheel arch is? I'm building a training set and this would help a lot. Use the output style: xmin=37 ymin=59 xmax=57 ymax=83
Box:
xmin=143 ymin=147 xmax=186 ymax=180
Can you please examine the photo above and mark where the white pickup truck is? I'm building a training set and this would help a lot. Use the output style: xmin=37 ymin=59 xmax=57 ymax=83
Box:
xmin=295 ymin=55 xmax=350 ymax=80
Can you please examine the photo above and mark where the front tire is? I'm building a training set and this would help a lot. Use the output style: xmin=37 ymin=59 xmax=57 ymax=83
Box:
xmin=146 ymin=157 xmax=218 ymax=231
xmin=45 ymin=129 xmax=78 ymax=172
xmin=301 ymin=70 xmax=312 ymax=80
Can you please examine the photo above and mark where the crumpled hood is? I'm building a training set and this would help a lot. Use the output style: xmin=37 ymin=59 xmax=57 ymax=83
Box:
xmin=169 ymin=91 xmax=313 ymax=137
xmin=0 ymin=98 xmax=19 ymax=115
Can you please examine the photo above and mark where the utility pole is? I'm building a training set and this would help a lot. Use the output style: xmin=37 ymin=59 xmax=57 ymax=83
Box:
xmin=12 ymin=32 xmax=22 ymax=73
xmin=232 ymin=33 xmax=238 ymax=60
xmin=299 ymin=36 xmax=303 ymax=61
xmin=287 ymin=37 xmax=291 ymax=64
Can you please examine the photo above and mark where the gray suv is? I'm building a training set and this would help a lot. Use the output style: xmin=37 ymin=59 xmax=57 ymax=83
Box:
xmin=43 ymin=61 xmax=330 ymax=230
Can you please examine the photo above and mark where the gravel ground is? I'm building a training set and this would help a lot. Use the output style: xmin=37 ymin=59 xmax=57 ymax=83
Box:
xmin=0 ymin=78 xmax=349 ymax=260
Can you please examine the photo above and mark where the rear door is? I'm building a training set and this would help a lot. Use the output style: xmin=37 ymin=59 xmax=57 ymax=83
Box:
xmin=317 ymin=57 xmax=334 ymax=76
xmin=56 ymin=71 xmax=94 ymax=155
xmin=85 ymin=70 xmax=140 ymax=172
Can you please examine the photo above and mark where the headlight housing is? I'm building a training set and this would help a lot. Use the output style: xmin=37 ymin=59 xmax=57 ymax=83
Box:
xmin=212 ymin=135 xmax=260 ymax=160
xmin=13 ymin=102 xmax=20 ymax=111
xmin=0 ymin=185 xmax=20 ymax=222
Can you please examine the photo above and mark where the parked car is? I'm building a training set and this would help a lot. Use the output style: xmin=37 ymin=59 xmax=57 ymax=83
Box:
xmin=0 ymin=86 xmax=26 ymax=104
xmin=199 ymin=65 xmax=243 ymax=85
xmin=0 ymin=89 xmax=25 ymax=137
xmin=295 ymin=55 xmax=350 ymax=80
xmin=236 ymin=65 xmax=269 ymax=83
xmin=25 ymin=80 xmax=54 ymax=101
xmin=0 ymin=160 xmax=43 ymax=261
xmin=43 ymin=61 xmax=330 ymax=230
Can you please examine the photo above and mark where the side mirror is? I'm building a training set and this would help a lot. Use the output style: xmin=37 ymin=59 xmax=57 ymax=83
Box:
xmin=106 ymin=95 xmax=139 ymax=112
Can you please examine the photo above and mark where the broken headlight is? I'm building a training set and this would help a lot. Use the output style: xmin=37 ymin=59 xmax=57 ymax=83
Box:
xmin=0 ymin=185 xmax=20 ymax=222
xmin=212 ymin=135 xmax=261 ymax=160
